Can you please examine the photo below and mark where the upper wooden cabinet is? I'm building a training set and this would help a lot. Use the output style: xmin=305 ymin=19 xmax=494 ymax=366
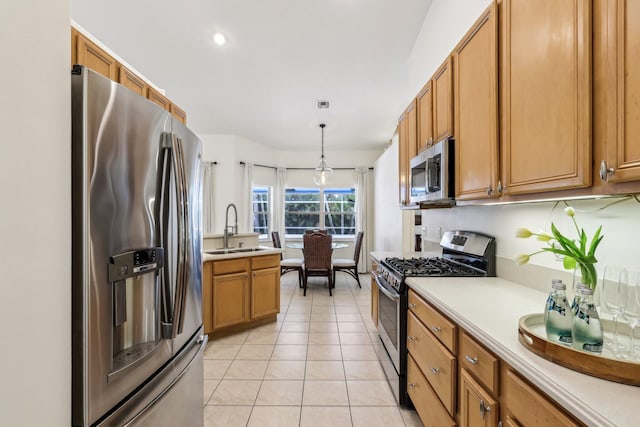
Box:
xmin=170 ymin=104 xmax=187 ymax=125
xmin=433 ymin=57 xmax=454 ymax=142
xmin=597 ymin=0 xmax=640 ymax=185
xmin=75 ymin=33 xmax=118 ymax=81
xmin=119 ymin=66 xmax=148 ymax=97
xmin=454 ymin=2 xmax=499 ymax=201
xmin=72 ymin=26 xmax=187 ymax=125
xmin=417 ymin=80 xmax=434 ymax=152
xmin=500 ymin=0 xmax=592 ymax=195
xmin=398 ymin=100 xmax=418 ymax=206
xmin=147 ymin=87 xmax=171 ymax=112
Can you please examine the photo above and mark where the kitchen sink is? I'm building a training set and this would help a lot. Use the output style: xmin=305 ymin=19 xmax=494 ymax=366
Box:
xmin=205 ymin=247 xmax=270 ymax=255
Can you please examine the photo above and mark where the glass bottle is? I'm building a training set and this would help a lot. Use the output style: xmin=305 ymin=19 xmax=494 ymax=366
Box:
xmin=570 ymin=283 xmax=586 ymax=315
xmin=544 ymin=280 xmax=572 ymax=345
xmin=572 ymin=288 xmax=603 ymax=353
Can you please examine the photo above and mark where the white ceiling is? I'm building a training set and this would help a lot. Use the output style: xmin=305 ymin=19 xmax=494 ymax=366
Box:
xmin=71 ymin=0 xmax=432 ymax=151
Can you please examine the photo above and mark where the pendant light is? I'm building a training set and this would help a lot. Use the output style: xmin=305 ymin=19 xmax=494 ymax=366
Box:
xmin=313 ymin=123 xmax=333 ymax=186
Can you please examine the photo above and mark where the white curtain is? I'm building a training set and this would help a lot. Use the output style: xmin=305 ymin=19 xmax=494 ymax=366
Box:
xmin=273 ymin=167 xmax=287 ymax=244
xmin=202 ymin=162 xmax=216 ymax=234
xmin=242 ymin=162 xmax=254 ymax=232
xmin=355 ymin=167 xmax=373 ymax=272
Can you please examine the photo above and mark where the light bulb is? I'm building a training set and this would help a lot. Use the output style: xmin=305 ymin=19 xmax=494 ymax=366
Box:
xmin=213 ymin=32 xmax=227 ymax=46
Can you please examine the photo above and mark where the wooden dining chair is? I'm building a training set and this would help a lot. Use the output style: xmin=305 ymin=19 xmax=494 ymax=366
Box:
xmin=332 ymin=231 xmax=364 ymax=288
xmin=271 ymin=231 xmax=304 ymax=288
xmin=302 ymin=231 xmax=333 ymax=296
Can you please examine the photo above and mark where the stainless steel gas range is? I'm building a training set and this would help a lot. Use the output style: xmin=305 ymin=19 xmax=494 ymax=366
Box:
xmin=373 ymin=230 xmax=496 ymax=405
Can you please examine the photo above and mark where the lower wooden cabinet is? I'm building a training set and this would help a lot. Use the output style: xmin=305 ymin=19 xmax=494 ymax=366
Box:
xmin=407 ymin=354 xmax=457 ymax=427
xmin=251 ymin=266 xmax=280 ymax=319
xmin=370 ymin=259 xmax=378 ymax=327
xmin=203 ymin=255 xmax=281 ymax=334
xmin=501 ymin=367 xmax=580 ymax=427
xmin=212 ymin=271 xmax=249 ymax=330
xmin=459 ymin=368 xmax=498 ymax=427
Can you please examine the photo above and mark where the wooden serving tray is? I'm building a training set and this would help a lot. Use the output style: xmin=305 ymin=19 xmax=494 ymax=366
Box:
xmin=518 ymin=313 xmax=640 ymax=386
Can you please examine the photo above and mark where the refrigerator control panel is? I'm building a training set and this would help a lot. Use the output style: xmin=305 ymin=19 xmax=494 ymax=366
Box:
xmin=108 ymin=247 xmax=165 ymax=281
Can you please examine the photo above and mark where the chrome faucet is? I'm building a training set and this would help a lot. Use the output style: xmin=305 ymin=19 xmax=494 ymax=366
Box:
xmin=223 ymin=203 xmax=238 ymax=249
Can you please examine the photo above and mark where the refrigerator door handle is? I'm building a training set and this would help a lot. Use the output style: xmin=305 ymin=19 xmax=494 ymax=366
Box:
xmin=159 ymin=132 xmax=174 ymax=338
xmin=171 ymin=133 xmax=189 ymax=337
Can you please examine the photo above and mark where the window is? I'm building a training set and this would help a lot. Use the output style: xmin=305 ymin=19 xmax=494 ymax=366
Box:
xmin=323 ymin=188 xmax=356 ymax=236
xmin=285 ymin=187 xmax=355 ymax=237
xmin=252 ymin=186 xmax=270 ymax=239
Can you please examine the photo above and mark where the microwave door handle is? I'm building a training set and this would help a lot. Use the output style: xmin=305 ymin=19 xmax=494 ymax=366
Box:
xmin=159 ymin=133 xmax=174 ymax=338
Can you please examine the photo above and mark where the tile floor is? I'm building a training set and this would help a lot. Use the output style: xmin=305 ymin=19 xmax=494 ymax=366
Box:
xmin=202 ymin=272 xmax=424 ymax=427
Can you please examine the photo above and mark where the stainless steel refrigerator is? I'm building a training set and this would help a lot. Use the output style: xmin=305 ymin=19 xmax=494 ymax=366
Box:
xmin=71 ymin=65 xmax=207 ymax=426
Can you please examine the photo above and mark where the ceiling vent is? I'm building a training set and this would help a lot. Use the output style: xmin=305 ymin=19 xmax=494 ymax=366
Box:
xmin=316 ymin=100 xmax=331 ymax=110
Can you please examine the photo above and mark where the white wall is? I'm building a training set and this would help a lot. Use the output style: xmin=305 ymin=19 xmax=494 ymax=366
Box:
xmin=373 ymin=135 xmax=403 ymax=253
xmin=422 ymin=198 xmax=640 ymax=278
xmin=0 ymin=1 xmax=70 ymax=425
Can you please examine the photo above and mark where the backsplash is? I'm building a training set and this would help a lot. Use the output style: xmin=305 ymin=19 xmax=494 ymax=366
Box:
xmin=421 ymin=196 xmax=640 ymax=281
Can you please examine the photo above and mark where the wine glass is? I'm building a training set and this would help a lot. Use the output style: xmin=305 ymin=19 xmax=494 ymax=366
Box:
xmin=621 ymin=271 xmax=640 ymax=361
xmin=601 ymin=266 xmax=628 ymax=351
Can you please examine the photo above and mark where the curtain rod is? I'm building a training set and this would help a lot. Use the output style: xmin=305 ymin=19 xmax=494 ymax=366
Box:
xmin=205 ymin=161 xmax=218 ymax=165
xmin=239 ymin=161 xmax=373 ymax=171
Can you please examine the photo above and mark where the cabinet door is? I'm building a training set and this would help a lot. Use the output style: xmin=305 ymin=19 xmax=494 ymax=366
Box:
xmin=454 ymin=3 xmax=499 ymax=200
xmin=502 ymin=368 xmax=580 ymax=427
xmin=251 ymin=267 xmax=280 ymax=319
xmin=370 ymin=272 xmax=379 ymax=327
xmin=203 ymin=262 xmax=214 ymax=334
xmin=170 ymin=103 xmax=187 ymax=125
xmin=433 ymin=57 xmax=454 ymax=141
xmin=501 ymin=0 xmax=591 ymax=195
xmin=459 ymin=369 xmax=498 ymax=427
xmin=212 ymin=272 xmax=249 ymax=330
xmin=76 ymin=33 xmax=118 ymax=80
xmin=119 ymin=66 xmax=148 ymax=97
xmin=398 ymin=100 xmax=417 ymax=206
xmin=147 ymin=87 xmax=171 ymax=112
xmin=417 ymin=81 xmax=434 ymax=152
xmin=600 ymin=0 xmax=640 ymax=184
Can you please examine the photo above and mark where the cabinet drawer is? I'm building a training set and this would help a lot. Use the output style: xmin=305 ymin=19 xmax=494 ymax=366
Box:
xmin=503 ymin=368 xmax=580 ymax=427
xmin=407 ymin=311 xmax=456 ymax=415
xmin=212 ymin=258 xmax=250 ymax=275
xmin=251 ymin=254 xmax=280 ymax=270
xmin=408 ymin=289 xmax=457 ymax=353
xmin=407 ymin=354 xmax=457 ymax=427
xmin=459 ymin=332 xmax=499 ymax=395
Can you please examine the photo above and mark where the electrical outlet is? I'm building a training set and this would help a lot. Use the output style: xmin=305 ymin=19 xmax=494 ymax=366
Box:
xmin=437 ymin=226 xmax=442 ymax=239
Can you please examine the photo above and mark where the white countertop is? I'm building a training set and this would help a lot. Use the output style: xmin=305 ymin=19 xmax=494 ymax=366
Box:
xmin=407 ymin=276 xmax=639 ymax=427
xmin=202 ymin=246 xmax=282 ymax=262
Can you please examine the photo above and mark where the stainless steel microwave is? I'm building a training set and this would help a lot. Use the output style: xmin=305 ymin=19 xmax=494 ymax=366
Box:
xmin=409 ymin=138 xmax=455 ymax=205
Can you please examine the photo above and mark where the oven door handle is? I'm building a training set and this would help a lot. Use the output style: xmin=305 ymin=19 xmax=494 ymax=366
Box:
xmin=375 ymin=274 xmax=400 ymax=302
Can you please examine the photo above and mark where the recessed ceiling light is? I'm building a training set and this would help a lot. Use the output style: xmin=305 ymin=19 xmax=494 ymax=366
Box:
xmin=213 ymin=32 xmax=227 ymax=46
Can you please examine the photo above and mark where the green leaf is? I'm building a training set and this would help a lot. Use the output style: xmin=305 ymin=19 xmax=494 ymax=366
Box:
xmin=580 ymin=229 xmax=587 ymax=253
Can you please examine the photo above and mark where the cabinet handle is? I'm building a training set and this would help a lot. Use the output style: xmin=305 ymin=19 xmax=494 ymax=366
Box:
xmin=465 ymin=355 xmax=479 ymax=365
xmin=497 ymin=180 xmax=505 ymax=194
xmin=431 ymin=326 xmax=442 ymax=333
xmin=408 ymin=303 xmax=416 ymax=309
xmin=487 ymin=186 xmax=493 ymax=196
xmin=430 ymin=367 xmax=440 ymax=374
xmin=407 ymin=336 xmax=416 ymax=343
xmin=479 ymin=400 xmax=491 ymax=419
xmin=408 ymin=383 xmax=416 ymax=389
xmin=599 ymin=160 xmax=615 ymax=182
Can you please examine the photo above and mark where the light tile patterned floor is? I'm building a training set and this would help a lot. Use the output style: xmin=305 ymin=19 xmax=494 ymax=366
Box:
xmin=203 ymin=272 xmax=424 ymax=427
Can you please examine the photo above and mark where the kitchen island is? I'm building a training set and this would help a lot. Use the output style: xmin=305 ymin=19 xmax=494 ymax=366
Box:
xmin=203 ymin=247 xmax=283 ymax=336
